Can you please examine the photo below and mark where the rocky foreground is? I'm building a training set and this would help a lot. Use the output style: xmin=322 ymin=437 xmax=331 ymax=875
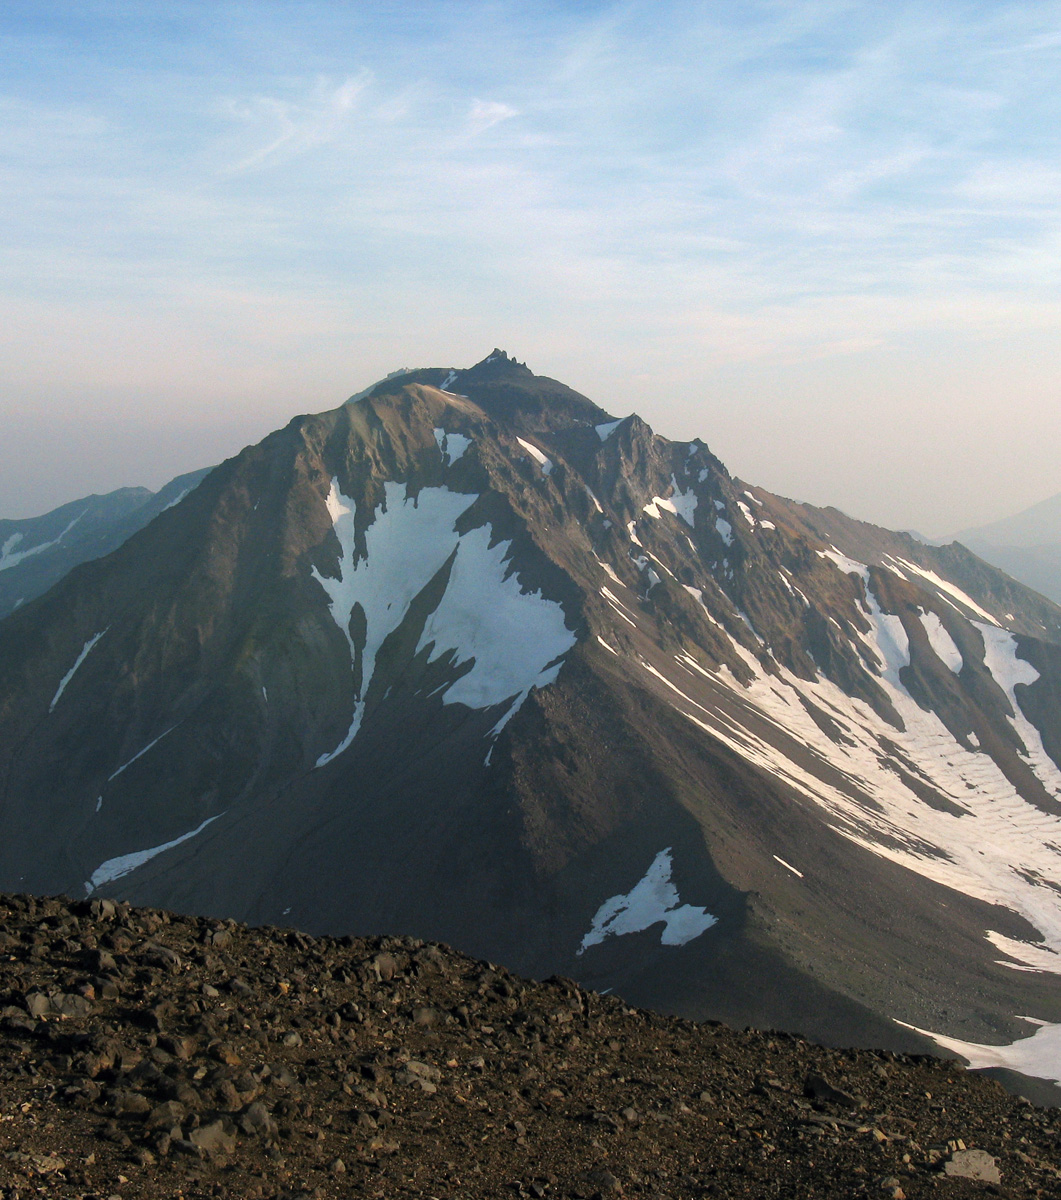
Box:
xmin=0 ymin=894 xmax=1058 ymax=1200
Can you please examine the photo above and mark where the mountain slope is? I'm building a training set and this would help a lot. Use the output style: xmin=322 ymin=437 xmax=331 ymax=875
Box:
xmin=0 ymin=468 xmax=212 ymax=620
xmin=952 ymin=491 xmax=1061 ymax=606
xmin=2 ymin=352 xmax=1061 ymax=1095
xmin=2 ymin=891 xmax=1057 ymax=1200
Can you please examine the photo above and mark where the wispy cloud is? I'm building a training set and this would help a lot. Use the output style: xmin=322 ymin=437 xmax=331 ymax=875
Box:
xmin=4 ymin=1 xmax=1061 ymax=529
xmin=224 ymin=72 xmax=373 ymax=173
xmin=466 ymin=99 xmax=519 ymax=135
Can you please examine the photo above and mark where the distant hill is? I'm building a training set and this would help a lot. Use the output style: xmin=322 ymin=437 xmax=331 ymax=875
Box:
xmin=954 ymin=492 xmax=1061 ymax=606
xmin=0 ymin=468 xmax=212 ymax=620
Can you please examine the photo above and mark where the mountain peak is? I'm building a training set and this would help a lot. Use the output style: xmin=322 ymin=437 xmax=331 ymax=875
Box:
xmin=464 ymin=348 xmax=533 ymax=378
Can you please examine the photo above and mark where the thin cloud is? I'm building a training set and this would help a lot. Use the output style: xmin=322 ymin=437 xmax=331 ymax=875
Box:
xmin=466 ymin=99 xmax=519 ymax=134
xmin=225 ymin=72 xmax=373 ymax=173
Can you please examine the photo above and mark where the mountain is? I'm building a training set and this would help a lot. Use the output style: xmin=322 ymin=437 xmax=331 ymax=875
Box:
xmin=0 ymin=468 xmax=212 ymax=620
xmin=952 ymin=492 xmax=1061 ymax=607
xmin=3 ymin=351 xmax=1061 ymax=1100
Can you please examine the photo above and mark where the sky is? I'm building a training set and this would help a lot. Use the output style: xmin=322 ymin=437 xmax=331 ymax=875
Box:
xmin=3 ymin=0 xmax=1061 ymax=535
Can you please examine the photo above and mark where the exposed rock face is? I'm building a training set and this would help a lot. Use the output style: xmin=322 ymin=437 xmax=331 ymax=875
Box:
xmin=0 ymin=892 xmax=1057 ymax=1200
xmin=2 ymin=351 xmax=1061 ymax=1097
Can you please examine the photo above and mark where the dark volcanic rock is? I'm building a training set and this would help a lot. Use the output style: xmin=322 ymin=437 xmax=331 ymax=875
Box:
xmin=0 ymin=893 xmax=1058 ymax=1200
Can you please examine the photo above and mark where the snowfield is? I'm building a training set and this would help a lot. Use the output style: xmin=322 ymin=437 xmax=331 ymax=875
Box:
xmin=313 ymin=478 xmax=575 ymax=765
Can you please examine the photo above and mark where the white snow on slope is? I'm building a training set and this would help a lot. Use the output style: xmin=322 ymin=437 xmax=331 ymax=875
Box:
xmin=161 ymin=488 xmax=190 ymax=512
xmin=736 ymin=501 xmax=756 ymax=528
xmin=643 ymin=476 xmax=697 ymax=526
xmin=898 ymin=1017 xmax=1061 ymax=1086
xmin=819 ymin=547 xmax=870 ymax=583
xmin=920 ymin=611 xmax=963 ymax=674
xmin=891 ymin=558 xmax=998 ymax=626
xmin=976 ymin=623 xmax=1061 ymax=796
xmin=773 ymin=855 xmax=804 ymax=879
xmin=578 ymin=848 xmax=717 ymax=955
xmin=0 ymin=513 xmax=83 ymax=573
xmin=313 ymin=481 xmax=478 ymax=766
xmin=433 ymin=428 xmax=472 ymax=464
xmin=715 ymin=518 xmax=733 ymax=547
xmin=85 ymin=814 xmax=222 ymax=894
xmin=109 ymin=726 xmax=177 ymax=781
xmin=516 ymin=438 xmax=553 ymax=475
xmin=313 ymin=478 xmax=573 ymax=765
xmin=632 ymin=577 xmax=1061 ymax=982
xmin=439 ymin=370 xmax=458 ymax=391
xmin=417 ymin=522 xmax=575 ymax=729
xmin=594 ymin=419 xmax=622 ymax=441
xmin=50 ymin=630 xmax=106 ymax=712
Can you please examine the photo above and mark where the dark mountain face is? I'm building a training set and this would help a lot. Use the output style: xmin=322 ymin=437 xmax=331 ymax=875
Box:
xmin=0 ymin=468 xmax=211 ymax=620
xmin=2 ymin=351 xmax=1061 ymax=1097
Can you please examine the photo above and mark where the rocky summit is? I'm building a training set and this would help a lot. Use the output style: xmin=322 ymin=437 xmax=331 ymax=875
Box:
xmin=3 ymin=351 xmax=1061 ymax=1101
xmin=1 ymin=892 xmax=1059 ymax=1200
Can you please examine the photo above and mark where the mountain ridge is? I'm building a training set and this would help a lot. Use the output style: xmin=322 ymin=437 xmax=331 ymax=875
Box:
xmin=3 ymin=351 xmax=1061 ymax=1100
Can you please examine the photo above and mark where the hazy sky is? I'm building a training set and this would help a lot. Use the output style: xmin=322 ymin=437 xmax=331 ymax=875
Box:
xmin=3 ymin=1 xmax=1061 ymax=534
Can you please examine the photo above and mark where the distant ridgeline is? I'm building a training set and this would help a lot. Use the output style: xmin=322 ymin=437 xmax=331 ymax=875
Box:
xmin=0 ymin=468 xmax=211 ymax=620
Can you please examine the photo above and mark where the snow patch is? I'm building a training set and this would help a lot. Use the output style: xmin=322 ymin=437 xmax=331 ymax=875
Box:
xmin=899 ymin=1017 xmax=1061 ymax=1086
xmin=313 ymin=478 xmax=573 ymax=764
xmin=643 ymin=476 xmax=697 ymax=526
xmin=516 ymin=438 xmax=553 ymax=474
xmin=715 ymin=518 xmax=733 ymax=547
xmin=160 ymin=488 xmax=190 ymax=512
xmin=0 ymin=513 xmax=83 ymax=573
xmin=416 ymin=523 xmax=575 ymax=723
xmin=594 ymin=419 xmax=622 ymax=442
xmin=85 ymin=815 xmax=222 ymax=894
xmin=818 ymin=547 xmax=870 ymax=583
xmin=976 ymin=623 xmax=1061 ymax=792
xmin=773 ymin=855 xmax=804 ymax=879
xmin=313 ymin=480 xmax=477 ymax=766
xmin=109 ymin=726 xmax=177 ymax=781
xmin=434 ymin=428 xmax=472 ymax=464
xmin=50 ymin=630 xmax=107 ymax=712
xmin=920 ymin=612 xmax=963 ymax=674
xmin=578 ymin=848 xmax=717 ymax=955
xmin=893 ymin=558 xmax=998 ymax=625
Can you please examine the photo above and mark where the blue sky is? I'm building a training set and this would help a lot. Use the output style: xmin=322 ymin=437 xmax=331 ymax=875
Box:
xmin=3 ymin=1 xmax=1061 ymax=532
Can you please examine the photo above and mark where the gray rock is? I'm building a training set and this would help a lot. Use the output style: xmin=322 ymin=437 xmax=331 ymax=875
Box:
xmin=403 ymin=1059 xmax=441 ymax=1082
xmin=189 ymin=1118 xmax=236 ymax=1157
xmin=373 ymin=952 xmax=398 ymax=981
xmin=943 ymin=1149 xmax=1000 ymax=1184
xmin=147 ymin=1100 xmax=186 ymax=1129
xmin=240 ymin=1101 xmax=278 ymax=1140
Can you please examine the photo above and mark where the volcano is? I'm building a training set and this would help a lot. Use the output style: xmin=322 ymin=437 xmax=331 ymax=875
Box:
xmin=3 ymin=351 xmax=1061 ymax=1097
